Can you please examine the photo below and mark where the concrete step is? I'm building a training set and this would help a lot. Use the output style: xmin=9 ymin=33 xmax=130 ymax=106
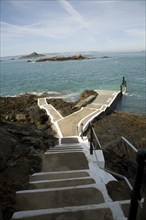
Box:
xmin=47 ymin=145 xmax=84 ymax=153
xmin=45 ymin=150 xmax=84 ymax=155
xmin=30 ymin=170 xmax=89 ymax=182
xmin=16 ymin=187 xmax=104 ymax=211
xmin=60 ymin=137 xmax=80 ymax=144
xmin=42 ymin=152 xmax=89 ymax=172
xmin=30 ymin=177 xmax=95 ymax=189
xmin=55 ymin=144 xmax=82 ymax=147
xmin=46 ymin=150 xmax=84 ymax=153
xmin=12 ymin=207 xmax=114 ymax=220
xmin=48 ymin=147 xmax=83 ymax=151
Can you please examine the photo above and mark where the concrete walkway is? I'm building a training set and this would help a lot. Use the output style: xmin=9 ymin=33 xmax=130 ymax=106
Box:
xmin=38 ymin=90 xmax=121 ymax=137
xmin=12 ymin=90 xmax=130 ymax=220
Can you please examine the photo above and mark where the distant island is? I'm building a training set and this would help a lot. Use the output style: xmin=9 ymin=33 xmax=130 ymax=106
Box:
xmin=19 ymin=52 xmax=45 ymax=59
xmin=36 ymin=54 xmax=90 ymax=62
xmin=101 ymin=56 xmax=110 ymax=58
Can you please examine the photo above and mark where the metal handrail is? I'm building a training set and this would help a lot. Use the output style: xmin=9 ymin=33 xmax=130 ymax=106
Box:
xmin=121 ymin=136 xmax=138 ymax=153
xmin=103 ymin=136 xmax=138 ymax=153
xmin=88 ymin=122 xmax=146 ymax=220
xmin=90 ymin=134 xmax=144 ymax=210
xmin=91 ymin=141 xmax=133 ymax=191
xmin=92 ymin=128 xmax=102 ymax=149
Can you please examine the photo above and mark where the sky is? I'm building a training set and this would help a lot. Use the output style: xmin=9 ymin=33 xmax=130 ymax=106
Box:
xmin=0 ymin=0 xmax=145 ymax=56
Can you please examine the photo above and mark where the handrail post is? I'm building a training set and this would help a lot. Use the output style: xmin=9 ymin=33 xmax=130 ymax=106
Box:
xmin=81 ymin=123 xmax=83 ymax=139
xmin=90 ymin=123 xmax=93 ymax=155
xmin=128 ymin=149 xmax=146 ymax=220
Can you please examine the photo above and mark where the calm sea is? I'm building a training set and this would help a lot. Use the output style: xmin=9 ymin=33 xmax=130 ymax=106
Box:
xmin=0 ymin=52 xmax=145 ymax=115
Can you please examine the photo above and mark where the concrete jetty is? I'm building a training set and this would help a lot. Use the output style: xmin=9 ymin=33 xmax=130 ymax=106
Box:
xmin=38 ymin=90 xmax=122 ymax=137
xmin=12 ymin=90 xmax=134 ymax=220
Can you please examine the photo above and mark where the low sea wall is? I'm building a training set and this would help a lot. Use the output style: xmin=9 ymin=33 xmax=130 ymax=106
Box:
xmin=83 ymin=91 xmax=122 ymax=133
xmin=101 ymin=90 xmax=122 ymax=116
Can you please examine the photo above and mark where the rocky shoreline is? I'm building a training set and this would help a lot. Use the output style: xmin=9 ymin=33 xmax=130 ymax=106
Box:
xmin=0 ymin=92 xmax=146 ymax=220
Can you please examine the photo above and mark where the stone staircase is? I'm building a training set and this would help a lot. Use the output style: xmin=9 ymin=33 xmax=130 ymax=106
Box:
xmin=12 ymin=137 xmax=126 ymax=220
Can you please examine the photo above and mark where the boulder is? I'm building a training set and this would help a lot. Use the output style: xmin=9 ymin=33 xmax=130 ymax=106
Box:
xmin=15 ymin=113 xmax=26 ymax=121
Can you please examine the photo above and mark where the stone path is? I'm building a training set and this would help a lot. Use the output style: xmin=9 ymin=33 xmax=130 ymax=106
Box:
xmin=12 ymin=90 xmax=131 ymax=220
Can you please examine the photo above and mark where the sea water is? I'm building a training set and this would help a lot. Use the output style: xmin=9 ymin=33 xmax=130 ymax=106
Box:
xmin=0 ymin=52 xmax=145 ymax=115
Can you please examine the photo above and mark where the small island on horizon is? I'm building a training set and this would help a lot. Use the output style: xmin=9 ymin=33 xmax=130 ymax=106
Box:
xmin=36 ymin=53 xmax=91 ymax=62
xmin=18 ymin=52 xmax=91 ymax=62
xmin=19 ymin=52 xmax=45 ymax=59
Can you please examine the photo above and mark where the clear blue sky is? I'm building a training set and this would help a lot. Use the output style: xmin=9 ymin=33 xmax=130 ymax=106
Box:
xmin=1 ymin=0 xmax=145 ymax=56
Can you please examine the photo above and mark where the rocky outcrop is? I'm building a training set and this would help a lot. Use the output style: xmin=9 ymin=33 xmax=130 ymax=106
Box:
xmin=78 ymin=90 xmax=98 ymax=101
xmin=0 ymin=122 xmax=56 ymax=220
xmin=0 ymin=95 xmax=51 ymax=128
xmin=19 ymin=52 xmax=45 ymax=59
xmin=92 ymin=112 xmax=146 ymax=148
xmin=36 ymin=54 xmax=90 ymax=62
xmin=47 ymin=98 xmax=79 ymax=117
xmin=0 ymin=94 xmax=56 ymax=220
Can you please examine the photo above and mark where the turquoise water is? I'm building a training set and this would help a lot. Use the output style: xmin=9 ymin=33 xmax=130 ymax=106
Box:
xmin=0 ymin=52 xmax=145 ymax=115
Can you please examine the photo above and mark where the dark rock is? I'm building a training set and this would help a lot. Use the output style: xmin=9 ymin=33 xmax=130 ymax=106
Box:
xmin=0 ymin=121 xmax=55 ymax=220
xmin=0 ymin=95 xmax=50 ymax=127
xmin=106 ymin=180 xmax=131 ymax=201
xmin=0 ymin=94 xmax=56 ymax=220
xmin=21 ymin=136 xmax=46 ymax=150
xmin=47 ymin=98 xmax=79 ymax=117
xmin=101 ymin=56 xmax=110 ymax=58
